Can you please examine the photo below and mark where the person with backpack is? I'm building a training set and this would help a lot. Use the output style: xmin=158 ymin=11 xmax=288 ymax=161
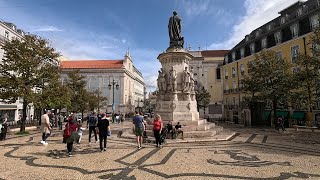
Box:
xmin=63 ymin=115 xmax=79 ymax=157
xmin=87 ymin=112 xmax=98 ymax=144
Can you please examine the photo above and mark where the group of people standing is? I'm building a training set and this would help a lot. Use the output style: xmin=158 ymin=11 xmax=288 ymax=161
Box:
xmin=132 ymin=111 xmax=184 ymax=149
xmin=40 ymin=110 xmax=111 ymax=157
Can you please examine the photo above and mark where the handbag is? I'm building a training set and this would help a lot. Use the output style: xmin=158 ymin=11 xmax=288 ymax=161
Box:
xmin=107 ymin=130 xmax=111 ymax=136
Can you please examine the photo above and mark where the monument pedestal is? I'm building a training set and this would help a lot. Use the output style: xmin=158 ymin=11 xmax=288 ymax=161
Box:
xmin=150 ymin=47 xmax=222 ymax=139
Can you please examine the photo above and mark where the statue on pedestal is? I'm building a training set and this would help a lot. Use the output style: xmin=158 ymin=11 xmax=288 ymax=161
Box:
xmin=182 ymin=67 xmax=191 ymax=92
xmin=168 ymin=11 xmax=184 ymax=49
xmin=168 ymin=66 xmax=177 ymax=91
xmin=157 ymin=68 xmax=167 ymax=92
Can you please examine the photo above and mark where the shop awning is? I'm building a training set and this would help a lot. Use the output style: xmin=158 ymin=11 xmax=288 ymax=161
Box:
xmin=0 ymin=104 xmax=17 ymax=110
xmin=276 ymin=111 xmax=289 ymax=118
xmin=263 ymin=111 xmax=271 ymax=120
xmin=291 ymin=111 xmax=305 ymax=119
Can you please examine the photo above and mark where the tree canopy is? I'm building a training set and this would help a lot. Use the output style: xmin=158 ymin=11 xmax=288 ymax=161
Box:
xmin=0 ymin=34 xmax=60 ymax=131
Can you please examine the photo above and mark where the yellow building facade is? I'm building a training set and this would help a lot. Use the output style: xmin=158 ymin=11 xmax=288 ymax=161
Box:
xmin=222 ymin=0 xmax=320 ymax=125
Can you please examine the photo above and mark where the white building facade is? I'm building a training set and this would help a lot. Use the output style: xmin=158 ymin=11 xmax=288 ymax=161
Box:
xmin=60 ymin=53 xmax=146 ymax=115
xmin=0 ymin=21 xmax=31 ymax=122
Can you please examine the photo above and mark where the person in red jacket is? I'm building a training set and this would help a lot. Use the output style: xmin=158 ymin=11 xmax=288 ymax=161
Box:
xmin=64 ymin=115 xmax=79 ymax=157
xmin=153 ymin=114 xmax=163 ymax=148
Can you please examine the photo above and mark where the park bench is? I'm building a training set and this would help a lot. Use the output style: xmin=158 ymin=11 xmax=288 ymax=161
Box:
xmin=292 ymin=125 xmax=318 ymax=132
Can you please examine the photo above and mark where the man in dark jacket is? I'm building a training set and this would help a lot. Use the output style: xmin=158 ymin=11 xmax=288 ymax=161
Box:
xmin=97 ymin=113 xmax=110 ymax=151
xmin=87 ymin=112 xmax=98 ymax=143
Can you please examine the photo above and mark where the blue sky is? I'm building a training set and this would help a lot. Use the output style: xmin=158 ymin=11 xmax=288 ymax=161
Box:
xmin=0 ymin=0 xmax=300 ymax=92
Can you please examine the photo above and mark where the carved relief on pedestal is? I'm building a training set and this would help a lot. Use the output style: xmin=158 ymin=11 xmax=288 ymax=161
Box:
xmin=187 ymin=103 xmax=191 ymax=110
xmin=156 ymin=103 xmax=161 ymax=110
xmin=170 ymin=103 xmax=176 ymax=110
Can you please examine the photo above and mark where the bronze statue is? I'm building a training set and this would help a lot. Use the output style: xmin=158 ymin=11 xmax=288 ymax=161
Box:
xmin=168 ymin=11 xmax=184 ymax=48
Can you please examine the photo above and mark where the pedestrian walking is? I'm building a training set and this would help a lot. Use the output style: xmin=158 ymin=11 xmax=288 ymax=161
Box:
xmin=76 ymin=123 xmax=86 ymax=143
xmin=40 ymin=110 xmax=52 ymax=145
xmin=58 ymin=113 xmax=64 ymax=130
xmin=97 ymin=113 xmax=110 ymax=152
xmin=153 ymin=114 xmax=163 ymax=148
xmin=132 ymin=111 xmax=145 ymax=149
xmin=280 ymin=116 xmax=286 ymax=132
xmin=64 ymin=115 xmax=79 ymax=157
xmin=0 ymin=113 xmax=8 ymax=141
xmin=87 ymin=112 xmax=98 ymax=143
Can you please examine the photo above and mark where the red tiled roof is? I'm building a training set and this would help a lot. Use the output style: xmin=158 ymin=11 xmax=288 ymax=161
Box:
xmin=60 ymin=60 xmax=124 ymax=69
xmin=201 ymin=50 xmax=229 ymax=57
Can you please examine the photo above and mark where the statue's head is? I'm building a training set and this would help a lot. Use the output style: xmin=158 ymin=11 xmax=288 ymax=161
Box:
xmin=173 ymin=11 xmax=177 ymax=16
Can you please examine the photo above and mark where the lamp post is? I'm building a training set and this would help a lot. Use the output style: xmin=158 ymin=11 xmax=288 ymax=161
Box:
xmin=108 ymin=79 xmax=119 ymax=123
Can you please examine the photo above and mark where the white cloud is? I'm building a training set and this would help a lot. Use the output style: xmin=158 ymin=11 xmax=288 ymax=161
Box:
xmin=180 ymin=0 xmax=211 ymax=17
xmin=32 ymin=25 xmax=63 ymax=32
xmin=209 ymin=0 xmax=299 ymax=49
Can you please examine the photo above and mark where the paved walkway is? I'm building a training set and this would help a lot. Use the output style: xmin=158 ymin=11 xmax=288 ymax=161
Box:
xmin=0 ymin=122 xmax=320 ymax=179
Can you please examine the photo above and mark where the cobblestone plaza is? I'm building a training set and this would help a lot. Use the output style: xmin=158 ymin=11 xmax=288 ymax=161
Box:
xmin=0 ymin=125 xmax=319 ymax=180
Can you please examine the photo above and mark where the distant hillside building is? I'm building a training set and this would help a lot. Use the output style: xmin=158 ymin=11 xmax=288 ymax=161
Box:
xmin=60 ymin=53 xmax=146 ymax=114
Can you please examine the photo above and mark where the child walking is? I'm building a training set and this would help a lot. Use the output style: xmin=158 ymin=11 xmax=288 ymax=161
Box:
xmin=77 ymin=123 xmax=86 ymax=143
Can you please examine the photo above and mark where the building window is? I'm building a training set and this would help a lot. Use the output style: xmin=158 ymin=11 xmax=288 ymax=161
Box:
xmin=274 ymin=31 xmax=281 ymax=44
xmin=225 ymin=84 xmax=229 ymax=90
xmin=292 ymin=67 xmax=301 ymax=73
xmin=232 ymin=67 xmax=236 ymax=78
xmin=250 ymin=43 xmax=255 ymax=55
xmin=225 ymin=69 xmax=228 ymax=79
xmin=233 ymin=97 xmax=238 ymax=106
xmin=261 ymin=38 xmax=267 ymax=49
xmin=245 ymin=35 xmax=249 ymax=42
xmin=232 ymin=81 xmax=237 ymax=93
xmin=267 ymin=24 xmax=272 ymax=31
xmin=290 ymin=24 xmax=299 ymax=38
xmin=240 ymin=64 xmax=245 ymax=75
xmin=232 ymin=52 xmax=236 ymax=61
xmin=225 ymin=55 xmax=229 ymax=64
xmin=276 ymin=51 xmax=283 ymax=59
xmin=248 ymin=61 xmax=255 ymax=73
xmin=4 ymin=31 xmax=9 ymax=39
xmin=312 ymin=43 xmax=320 ymax=56
xmin=216 ymin=68 xmax=221 ymax=80
xmin=281 ymin=17 xmax=286 ymax=24
xmin=297 ymin=8 xmax=302 ymax=17
xmin=226 ymin=97 xmax=230 ymax=105
xmin=240 ymin=48 xmax=245 ymax=58
xmin=255 ymin=31 xmax=260 ymax=37
xmin=310 ymin=15 xmax=319 ymax=30
xmin=291 ymin=45 xmax=300 ymax=63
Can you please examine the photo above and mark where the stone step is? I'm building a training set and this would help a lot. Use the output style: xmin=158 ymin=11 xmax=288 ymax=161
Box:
xmin=145 ymin=122 xmax=215 ymax=132
xmin=144 ymin=126 xmax=222 ymax=138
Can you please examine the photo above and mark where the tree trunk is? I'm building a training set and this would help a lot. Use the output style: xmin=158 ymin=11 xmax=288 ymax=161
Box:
xmin=20 ymin=101 xmax=28 ymax=132
xmin=272 ymin=100 xmax=277 ymax=127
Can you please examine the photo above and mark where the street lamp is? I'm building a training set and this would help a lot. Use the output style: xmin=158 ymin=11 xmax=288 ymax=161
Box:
xmin=108 ymin=79 xmax=119 ymax=123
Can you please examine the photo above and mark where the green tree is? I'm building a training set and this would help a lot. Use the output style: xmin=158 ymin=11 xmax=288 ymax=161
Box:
xmin=196 ymin=87 xmax=211 ymax=112
xmin=65 ymin=70 xmax=90 ymax=118
xmin=241 ymin=50 xmax=293 ymax=124
xmin=0 ymin=35 xmax=59 ymax=132
xmin=291 ymin=54 xmax=320 ymax=111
